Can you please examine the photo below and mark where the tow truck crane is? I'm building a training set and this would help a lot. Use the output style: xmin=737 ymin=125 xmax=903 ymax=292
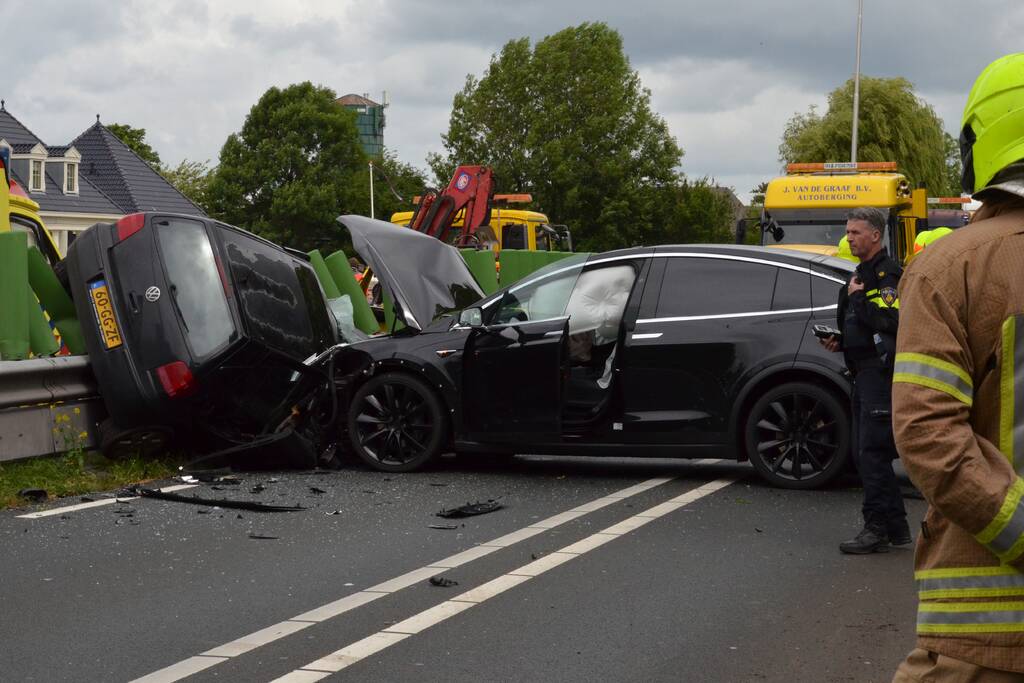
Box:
xmin=390 ymin=165 xmax=572 ymax=253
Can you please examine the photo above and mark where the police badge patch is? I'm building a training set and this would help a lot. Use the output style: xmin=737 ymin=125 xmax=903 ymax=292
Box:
xmin=880 ymin=286 xmax=898 ymax=307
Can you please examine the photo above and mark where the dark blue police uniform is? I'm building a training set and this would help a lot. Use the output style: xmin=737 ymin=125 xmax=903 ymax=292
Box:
xmin=837 ymin=249 xmax=909 ymax=549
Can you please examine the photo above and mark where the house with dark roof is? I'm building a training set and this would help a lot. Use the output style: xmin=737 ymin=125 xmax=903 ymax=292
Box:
xmin=0 ymin=102 xmax=205 ymax=254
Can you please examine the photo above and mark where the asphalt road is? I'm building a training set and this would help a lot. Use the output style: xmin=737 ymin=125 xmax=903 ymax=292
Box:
xmin=0 ymin=455 xmax=925 ymax=682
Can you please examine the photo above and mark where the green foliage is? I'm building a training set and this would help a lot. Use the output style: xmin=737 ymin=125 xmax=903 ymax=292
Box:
xmin=654 ymin=178 xmax=739 ymax=245
xmin=779 ymin=77 xmax=961 ymax=196
xmin=206 ymin=82 xmax=368 ymax=253
xmin=160 ymin=159 xmax=213 ymax=211
xmin=107 ymin=123 xmax=162 ymax=168
xmin=0 ymin=451 xmax=180 ymax=509
xmin=429 ymin=22 xmax=686 ymax=252
xmin=348 ymin=149 xmax=428 ymax=221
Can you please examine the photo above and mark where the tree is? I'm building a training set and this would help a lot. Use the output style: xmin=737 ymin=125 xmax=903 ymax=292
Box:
xmin=107 ymin=123 xmax=162 ymax=168
xmin=655 ymin=178 xmax=739 ymax=245
xmin=160 ymin=159 xmax=213 ymax=212
xmin=344 ymin=149 xmax=428 ymax=222
xmin=206 ymin=82 xmax=368 ymax=253
xmin=429 ymin=22 xmax=684 ymax=252
xmin=779 ymin=77 xmax=961 ymax=196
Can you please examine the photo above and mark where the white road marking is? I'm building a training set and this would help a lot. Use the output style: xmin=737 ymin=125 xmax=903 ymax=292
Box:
xmin=129 ymin=655 xmax=227 ymax=683
xmin=278 ymin=476 xmax=737 ymax=679
xmin=128 ymin=476 xmax=679 ymax=683
xmin=203 ymin=620 xmax=314 ymax=657
xmin=16 ymin=484 xmax=198 ymax=519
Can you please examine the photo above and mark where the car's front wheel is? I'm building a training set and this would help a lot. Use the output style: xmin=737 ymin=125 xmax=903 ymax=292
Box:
xmin=347 ymin=372 xmax=446 ymax=472
xmin=744 ymin=382 xmax=850 ymax=489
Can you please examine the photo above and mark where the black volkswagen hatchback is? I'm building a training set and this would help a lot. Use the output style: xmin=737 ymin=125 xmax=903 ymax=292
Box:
xmin=329 ymin=216 xmax=855 ymax=489
xmin=66 ymin=212 xmax=337 ymax=455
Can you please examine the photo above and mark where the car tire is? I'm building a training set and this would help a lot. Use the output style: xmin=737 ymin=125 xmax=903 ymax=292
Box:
xmin=98 ymin=419 xmax=173 ymax=460
xmin=347 ymin=372 xmax=446 ymax=472
xmin=744 ymin=382 xmax=850 ymax=490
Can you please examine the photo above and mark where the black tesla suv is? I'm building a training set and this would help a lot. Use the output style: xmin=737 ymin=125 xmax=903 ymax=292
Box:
xmin=325 ymin=215 xmax=855 ymax=489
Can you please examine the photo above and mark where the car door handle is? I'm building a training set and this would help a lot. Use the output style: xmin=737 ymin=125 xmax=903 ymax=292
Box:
xmin=631 ymin=332 xmax=663 ymax=340
xmin=435 ymin=349 xmax=461 ymax=358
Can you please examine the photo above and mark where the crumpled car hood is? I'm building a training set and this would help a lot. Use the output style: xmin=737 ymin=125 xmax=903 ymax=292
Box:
xmin=338 ymin=215 xmax=485 ymax=331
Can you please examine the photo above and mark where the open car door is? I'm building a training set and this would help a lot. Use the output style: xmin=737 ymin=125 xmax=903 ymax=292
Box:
xmin=461 ymin=257 xmax=585 ymax=443
xmin=462 ymin=316 xmax=568 ymax=442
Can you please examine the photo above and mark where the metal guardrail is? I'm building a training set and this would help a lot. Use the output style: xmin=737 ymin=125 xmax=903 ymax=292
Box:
xmin=0 ymin=356 xmax=105 ymax=462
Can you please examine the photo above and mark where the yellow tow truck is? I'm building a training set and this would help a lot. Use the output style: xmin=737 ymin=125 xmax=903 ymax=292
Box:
xmin=391 ymin=203 xmax=570 ymax=253
xmin=755 ymin=161 xmax=927 ymax=265
xmin=1 ymin=148 xmax=62 ymax=266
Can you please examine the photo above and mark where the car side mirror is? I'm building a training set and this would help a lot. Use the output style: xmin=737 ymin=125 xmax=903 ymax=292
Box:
xmin=458 ymin=307 xmax=484 ymax=328
xmin=766 ymin=218 xmax=785 ymax=243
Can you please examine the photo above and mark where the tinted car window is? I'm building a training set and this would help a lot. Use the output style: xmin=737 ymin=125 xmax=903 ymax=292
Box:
xmin=771 ymin=267 xmax=811 ymax=311
xmin=157 ymin=218 xmax=236 ymax=360
xmin=220 ymin=229 xmax=320 ymax=357
xmin=811 ymin=272 xmax=844 ymax=309
xmin=656 ymin=257 xmax=775 ymax=317
xmin=493 ymin=260 xmax=584 ymax=324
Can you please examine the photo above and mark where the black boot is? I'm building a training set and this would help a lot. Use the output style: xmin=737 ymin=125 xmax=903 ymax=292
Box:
xmin=839 ymin=525 xmax=890 ymax=554
xmin=887 ymin=518 xmax=912 ymax=546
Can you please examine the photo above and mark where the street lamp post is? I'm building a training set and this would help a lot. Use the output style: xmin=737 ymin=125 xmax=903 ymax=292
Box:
xmin=851 ymin=0 xmax=863 ymax=162
xmin=369 ymin=161 xmax=375 ymax=219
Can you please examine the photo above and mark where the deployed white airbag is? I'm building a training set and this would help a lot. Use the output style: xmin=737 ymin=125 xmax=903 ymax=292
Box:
xmin=566 ymin=265 xmax=636 ymax=344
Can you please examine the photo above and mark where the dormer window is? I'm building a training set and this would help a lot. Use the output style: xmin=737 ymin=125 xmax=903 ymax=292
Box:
xmin=31 ymin=159 xmax=43 ymax=191
xmin=65 ymin=162 xmax=78 ymax=193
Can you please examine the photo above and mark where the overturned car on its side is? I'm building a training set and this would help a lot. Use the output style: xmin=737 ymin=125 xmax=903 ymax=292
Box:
xmin=65 ymin=212 xmax=338 ymax=460
xmin=323 ymin=215 xmax=855 ymax=489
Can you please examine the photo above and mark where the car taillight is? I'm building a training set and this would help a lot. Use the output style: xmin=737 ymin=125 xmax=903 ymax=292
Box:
xmin=116 ymin=213 xmax=147 ymax=241
xmin=156 ymin=361 xmax=197 ymax=398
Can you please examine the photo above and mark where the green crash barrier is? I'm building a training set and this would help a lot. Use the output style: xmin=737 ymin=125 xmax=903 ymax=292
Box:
xmin=496 ymin=249 xmax=534 ymax=288
xmin=382 ymin=292 xmax=404 ymax=333
xmin=26 ymin=247 xmax=86 ymax=354
xmin=459 ymin=249 xmax=499 ymax=295
xmin=27 ymin=291 xmax=59 ymax=357
xmin=324 ymin=250 xmax=378 ymax=334
xmin=0 ymin=231 xmax=30 ymax=360
xmin=306 ymin=249 xmax=342 ymax=300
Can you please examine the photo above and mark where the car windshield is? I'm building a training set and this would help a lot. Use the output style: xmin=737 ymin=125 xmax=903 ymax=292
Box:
xmin=157 ymin=218 xmax=236 ymax=360
xmin=764 ymin=209 xmax=890 ymax=247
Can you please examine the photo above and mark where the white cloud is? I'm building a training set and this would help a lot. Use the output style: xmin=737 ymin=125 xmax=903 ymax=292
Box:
xmin=5 ymin=0 xmax=1020 ymax=208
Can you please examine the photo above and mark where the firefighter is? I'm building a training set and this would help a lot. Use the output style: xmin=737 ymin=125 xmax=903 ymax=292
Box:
xmin=821 ymin=206 xmax=910 ymax=554
xmin=911 ymin=226 xmax=953 ymax=254
xmin=836 ymin=234 xmax=858 ymax=263
xmin=891 ymin=53 xmax=1024 ymax=681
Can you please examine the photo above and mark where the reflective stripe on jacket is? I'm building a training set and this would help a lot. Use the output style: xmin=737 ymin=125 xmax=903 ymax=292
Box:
xmin=892 ymin=198 xmax=1024 ymax=671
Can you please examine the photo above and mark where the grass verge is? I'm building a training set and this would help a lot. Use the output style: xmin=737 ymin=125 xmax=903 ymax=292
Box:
xmin=0 ymin=451 xmax=182 ymax=509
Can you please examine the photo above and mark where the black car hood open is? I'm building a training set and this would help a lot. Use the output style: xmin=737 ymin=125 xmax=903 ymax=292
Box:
xmin=338 ymin=215 xmax=485 ymax=331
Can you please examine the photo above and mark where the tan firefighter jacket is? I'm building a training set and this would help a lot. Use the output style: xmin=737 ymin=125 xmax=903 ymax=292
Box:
xmin=893 ymin=195 xmax=1024 ymax=672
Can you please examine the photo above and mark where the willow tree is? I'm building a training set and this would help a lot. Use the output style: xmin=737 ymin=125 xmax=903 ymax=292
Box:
xmin=779 ymin=76 xmax=960 ymax=196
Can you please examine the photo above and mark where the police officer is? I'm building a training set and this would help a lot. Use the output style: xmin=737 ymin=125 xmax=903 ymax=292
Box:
xmin=820 ymin=206 xmax=909 ymax=554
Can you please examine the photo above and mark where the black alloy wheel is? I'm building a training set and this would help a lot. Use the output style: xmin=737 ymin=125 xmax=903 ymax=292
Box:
xmin=744 ymin=382 xmax=850 ymax=489
xmin=347 ymin=372 xmax=445 ymax=472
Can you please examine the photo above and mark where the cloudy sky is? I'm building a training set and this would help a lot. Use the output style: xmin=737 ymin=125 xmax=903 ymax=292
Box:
xmin=5 ymin=0 xmax=1021 ymax=203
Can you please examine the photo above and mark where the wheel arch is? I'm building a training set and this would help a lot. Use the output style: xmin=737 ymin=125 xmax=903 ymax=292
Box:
xmin=729 ymin=361 xmax=852 ymax=462
xmin=350 ymin=356 xmax=460 ymax=443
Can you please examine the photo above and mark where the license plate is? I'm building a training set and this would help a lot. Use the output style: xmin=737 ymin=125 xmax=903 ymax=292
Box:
xmin=89 ymin=280 xmax=123 ymax=349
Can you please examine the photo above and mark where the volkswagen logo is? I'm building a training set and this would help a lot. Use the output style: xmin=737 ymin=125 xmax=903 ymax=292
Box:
xmin=145 ymin=286 xmax=161 ymax=302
